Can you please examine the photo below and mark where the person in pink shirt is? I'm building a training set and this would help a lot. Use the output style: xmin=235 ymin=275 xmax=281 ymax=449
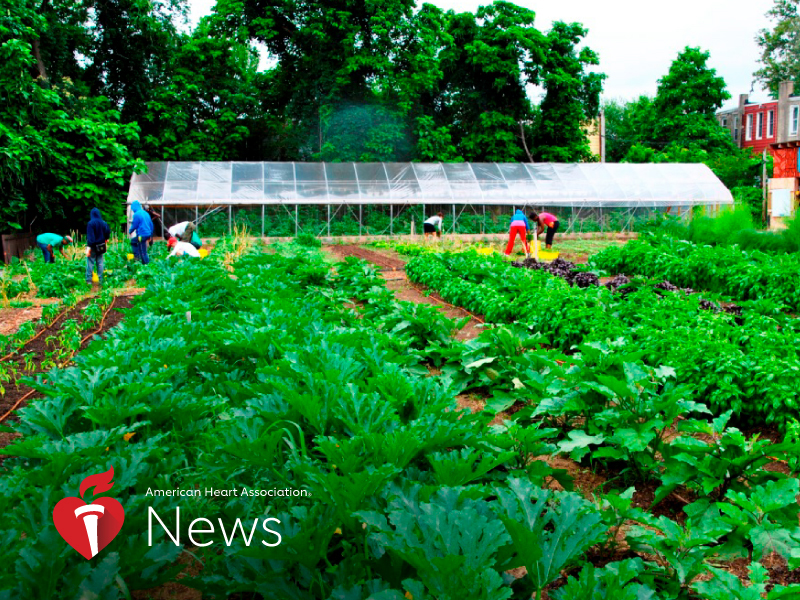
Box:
xmin=530 ymin=211 xmax=560 ymax=249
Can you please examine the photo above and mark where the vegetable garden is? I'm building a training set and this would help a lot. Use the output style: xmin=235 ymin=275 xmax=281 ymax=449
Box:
xmin=0 ymin=231 xmax=798 ymax=599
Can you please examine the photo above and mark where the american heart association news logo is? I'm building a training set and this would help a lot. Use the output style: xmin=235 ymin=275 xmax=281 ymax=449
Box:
xmin=52 ymin=466 xmax=125 ymax=560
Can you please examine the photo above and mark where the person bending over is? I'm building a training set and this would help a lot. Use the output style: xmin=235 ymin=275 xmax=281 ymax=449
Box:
xmin=530 ymin=211 xmax=560 ymax=249
xmin=423 ymin=212 xmax=444 ymax=240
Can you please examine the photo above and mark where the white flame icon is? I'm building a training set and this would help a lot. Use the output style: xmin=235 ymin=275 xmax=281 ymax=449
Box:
xmin=74 ymin=504 xmax=105 ymax=558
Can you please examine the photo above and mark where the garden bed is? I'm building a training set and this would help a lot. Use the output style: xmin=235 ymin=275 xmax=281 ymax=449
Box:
xmin=0 ymin=295 xmax=133 ymax=432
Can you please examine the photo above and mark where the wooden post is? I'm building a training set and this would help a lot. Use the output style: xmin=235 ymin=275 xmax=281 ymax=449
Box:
xmin=359 ymin=205 xmax=362 ymax=237
xmin=295 ymin=205 xmax=298 ymax=236
xmin=390 ymin=205 xmax=393 ymax=235
xmin=327 ymin=204 xmax=331 ymax=237
xmin=261 ymin=204 xmax=265 ymax=238
xmin=482 ymin=205 xmax=486 ymax=234
xmin=228 ymin=206 xmax=232 ymax=235
xmin=452 ymin=205 xmax=456 ymax=235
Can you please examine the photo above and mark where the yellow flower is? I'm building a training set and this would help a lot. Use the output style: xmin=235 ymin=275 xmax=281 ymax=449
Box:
xmin=105 ymin=447 xmax=109 ymax=452
xmin=405 ymin=592 xmax=413 ymax=599
xmin=126 ymin=253 xmax=134 ymax=260
xmin=123 ymin=432 xmax=136 ymax=442
xmin=334 ymin=528 xmax=342 ymax=535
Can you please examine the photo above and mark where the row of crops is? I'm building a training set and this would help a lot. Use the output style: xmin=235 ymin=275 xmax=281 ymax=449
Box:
xmin=406 ymin=249 xmax=800 ymax=432
xmin=2 ymin=239 xmax=799 ymax=598
xmin=589 ymin=234 xmax=800 ymax=311
xmin=0 ymin=240 xmax=170 ymax=308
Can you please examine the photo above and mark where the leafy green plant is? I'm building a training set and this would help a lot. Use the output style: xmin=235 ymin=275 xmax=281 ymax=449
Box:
xmin=492 ymin=479 xmax=605 ymax=600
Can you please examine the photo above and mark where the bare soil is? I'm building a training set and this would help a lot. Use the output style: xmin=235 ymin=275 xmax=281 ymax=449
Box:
xmin=0 ymin=294 xmax=135 ymax=451
xmin=0 ymin=298 xmax=61 ymax=337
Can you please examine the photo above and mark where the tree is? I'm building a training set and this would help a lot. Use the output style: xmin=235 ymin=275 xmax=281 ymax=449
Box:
xmin=532 ymin=21 xmax=605 ymax=162
xmin=602 ymin=96 xmax=656 ymax=162
xmin=0 ymin=0 xmax=141 ymax=233
xmin=141 ymin=17 xmax=267 ymax=161
xmin=434 ymin=2 xmax=544 ymax=161
xmin=755 ymin=0 xmax=800 ymax=96
xmin=651 ymin=47 xmax=732 ymax=153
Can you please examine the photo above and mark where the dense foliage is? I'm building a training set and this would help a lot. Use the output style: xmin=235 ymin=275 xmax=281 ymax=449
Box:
xmin=755 ymin=0 xmax=800 ymax=95
xmin=2 ymin=242 xmax=800 ymax=597
xmin=406 ymin=250 xmax=800 ymax=431
xmin=590 ymin=233 xmax=800 ymax=310
xmin=1 ymin=0 xmax=606 ymax=233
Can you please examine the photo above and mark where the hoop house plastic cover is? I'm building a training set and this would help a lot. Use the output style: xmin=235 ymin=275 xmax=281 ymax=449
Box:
xmin=128 ymin=162 xmax=733 ymax=207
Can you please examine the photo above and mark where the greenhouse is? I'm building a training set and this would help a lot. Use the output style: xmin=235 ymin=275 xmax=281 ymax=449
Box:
xmin=127 ymin=162 xmax=734 ymax=237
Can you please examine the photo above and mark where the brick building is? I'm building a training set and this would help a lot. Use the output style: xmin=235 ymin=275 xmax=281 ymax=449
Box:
xmin=767 ymin=82 xmax=800 ymax=227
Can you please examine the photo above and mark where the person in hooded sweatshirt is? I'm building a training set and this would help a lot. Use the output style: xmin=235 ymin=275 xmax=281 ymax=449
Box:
xmin=128 ymin=201 xmax=154 ymax=264
xmin=86 ymin=208 xmax=111 ymax=285
xmin=504 ymin=208 xmax=530 ymax=257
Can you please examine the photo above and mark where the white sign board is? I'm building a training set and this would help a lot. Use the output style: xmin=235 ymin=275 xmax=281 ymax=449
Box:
xmin=772 ymin=189 xmax=793 ymax=217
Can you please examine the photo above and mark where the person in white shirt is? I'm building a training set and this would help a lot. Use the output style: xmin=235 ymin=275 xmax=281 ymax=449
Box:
xmin=423 ymin=212 xmax=444 ymax=240
xmin=167 ymin=238 xmax=201 ymax=258
xmin=167 ymin=221 xmax=190 ymax=239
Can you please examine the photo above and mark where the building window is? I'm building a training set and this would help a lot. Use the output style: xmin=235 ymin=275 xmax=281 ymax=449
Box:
xmin=768 ymin=110 xmax=775 ymax=137
xmin=756 ymin=113 xmax=763 ymax=139
xmin=746 ymin=114 xmax=753 ymax=140
xmin=722 ymin=117 xmax=728 ymax=128
xmin=791 ymin=106 xmax=800 ymax=136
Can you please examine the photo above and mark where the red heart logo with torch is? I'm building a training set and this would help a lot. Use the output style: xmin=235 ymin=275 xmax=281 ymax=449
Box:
xmin=53 ymin=466 xmax=125 ymax=559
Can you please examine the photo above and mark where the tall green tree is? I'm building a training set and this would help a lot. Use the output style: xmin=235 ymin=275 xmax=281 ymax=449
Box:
xmin=141 ymin=17 xmax=267 ymax=161
xmin=435 ymin=2 xmax=544 ymax=161
xmin=532 ymin=21 xmax=604 ymax=162
xmin=755 ymin=0 xmax=800 ymax=96
xmin=602 ymin=96 xmax=656 ymax=162
xmin=651 ymin=47 xmax=732 ymax=152
xmin=0 ymin=0 xmax=142 ymax=233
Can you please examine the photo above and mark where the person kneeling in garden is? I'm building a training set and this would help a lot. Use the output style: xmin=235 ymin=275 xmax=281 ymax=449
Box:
xmin=86 ymin=208 xmax=110 ymax=285
xmin=530 ymin=211 xmax=560 ymax=249
xmin=167 ymin=237 xmax=201 ymax=258
xmin=36 ymin=233 xmax=72 ymax=263
xmin=128 ymin=201 xmax=154 ymax=264
xmin=504 ymin=209 xmax=530 ymax=257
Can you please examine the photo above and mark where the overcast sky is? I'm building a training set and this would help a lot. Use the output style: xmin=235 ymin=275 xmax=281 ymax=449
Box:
xmin=188 ymin=0 xmax=775 ymax=109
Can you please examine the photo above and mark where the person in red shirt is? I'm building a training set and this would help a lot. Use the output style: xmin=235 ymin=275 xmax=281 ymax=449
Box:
xmin=530 ymin=211 xmax=560 ymax=249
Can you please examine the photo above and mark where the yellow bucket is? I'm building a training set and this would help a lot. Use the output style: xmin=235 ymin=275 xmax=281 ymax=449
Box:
xmin=530 ymin=241 xmax=559 ymax=260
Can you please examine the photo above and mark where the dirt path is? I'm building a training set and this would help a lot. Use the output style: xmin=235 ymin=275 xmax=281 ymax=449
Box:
xmin=327 ymin=244 xmax=406 ymax=271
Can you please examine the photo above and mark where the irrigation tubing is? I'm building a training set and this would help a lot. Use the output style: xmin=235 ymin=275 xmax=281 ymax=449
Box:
xmin=0 ymin=297 xmax=117 ymax=425
xmin=0 ymin=303 xmax=74 ymax=363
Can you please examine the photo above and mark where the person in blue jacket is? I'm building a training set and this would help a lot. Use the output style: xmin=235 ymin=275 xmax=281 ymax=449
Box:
xmin=86 ymin=208 xmax=110 ymax=284
xmin=128 ymin=201 xmax=154 ymax=265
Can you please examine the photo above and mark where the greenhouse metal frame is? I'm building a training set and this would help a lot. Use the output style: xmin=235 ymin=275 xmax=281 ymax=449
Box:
xmin=127 ymin=162 xmax=734 ymax=237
